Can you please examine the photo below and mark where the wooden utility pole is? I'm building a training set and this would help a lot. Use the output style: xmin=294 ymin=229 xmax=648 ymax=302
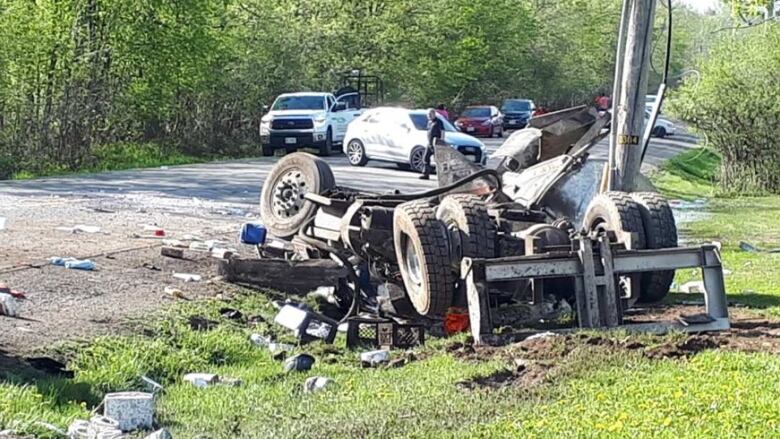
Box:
xmin=607 ymin=0 xmax=657 ymax=192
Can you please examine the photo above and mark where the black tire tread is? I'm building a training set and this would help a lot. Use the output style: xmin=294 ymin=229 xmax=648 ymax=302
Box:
xmin=631 ymin=192 xmax=678 ymax=302
xmin=394 ymin=200 xmax=455 ymax=316
xmin=584 ymin=191 xmax=647 ymax=249
xmin=437 ymin=194 xmax=496 ymax=260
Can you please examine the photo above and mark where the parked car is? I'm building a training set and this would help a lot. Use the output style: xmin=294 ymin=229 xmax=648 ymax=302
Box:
xmin=501 ymin=99 xmax=535 ymax=129
xmin=454 ymin=105 xmax=504 ymax=138
xmin=343 ymin=107 xmax=486 ymax=172
xmin=259 ymin=92 xmax=363 ymax=157
xmin=646 ymin=110 xmax=676 ymax=138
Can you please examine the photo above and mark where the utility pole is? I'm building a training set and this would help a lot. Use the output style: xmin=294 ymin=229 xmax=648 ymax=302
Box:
xmin=606 ymin=0 xmax=657 ymax=192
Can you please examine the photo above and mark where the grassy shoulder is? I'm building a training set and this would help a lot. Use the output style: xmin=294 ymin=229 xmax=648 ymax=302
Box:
xmin=2 ymin=147 xmax=780 ymax=438
xmin=7 ymin=142 xmax=256 ymax=180
xmin=651 ymin=148 xmax=780 ymax=316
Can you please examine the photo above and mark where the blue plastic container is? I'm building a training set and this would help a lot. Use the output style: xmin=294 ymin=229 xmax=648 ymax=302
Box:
xmin=240 ymin=223 xmax=267 ymax=245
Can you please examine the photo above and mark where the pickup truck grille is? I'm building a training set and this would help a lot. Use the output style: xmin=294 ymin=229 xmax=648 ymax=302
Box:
xmin=271 ymin=118 xmax=314 ymax=130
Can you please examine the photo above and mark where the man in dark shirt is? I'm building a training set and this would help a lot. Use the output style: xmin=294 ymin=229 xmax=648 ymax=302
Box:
xmin=421 ymin=108 xmax=444 ymax=180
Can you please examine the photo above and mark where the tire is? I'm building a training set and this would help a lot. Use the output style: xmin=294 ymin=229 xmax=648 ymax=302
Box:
xmin=583 ymin=191 xmax=646 ymax=250
xmin=409 ymin=147 xmax=427 ymax=173
xmin=436 ymin=195 xmax=497 ymax=305
xmin=262 ymin=145 xmax=274 ymax=157
xmin=436 ymin=194 xmax=496 ymax=262
xmin=583 ymin=191 xmax=646 ymax=304
xmin=394 ymin=199 xmax=455 ymax=316
xmin=319 ymin=128 xmax=333 ymax=156
xmin=259 ymin=152 xmax=335 ymax=239
xmin=653 ymin=126 xmax=667 ymax=138
xmin=346 ymin=139 xmax=368 ymax=166
xmin=631 ymin=192 xmax=678 ymax=303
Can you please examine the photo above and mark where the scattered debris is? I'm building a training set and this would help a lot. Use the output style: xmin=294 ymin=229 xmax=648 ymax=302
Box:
xmin=274 ymin=304 xmax=338 ymax=343
xmin=360 ymin=349 xmax=390 ymax=367
xmin=0 ymin=292 xmax=20 ymax=317
xmin=739 ymin=241 xmax=780 ymax=253
xmin=211 ymin=247 xmax=236 ymax=259
xmin=240 ymin=223 xmax=267 ymax=245
xmin=249 ymin=333 xmax=272 ymax=347
xmin=524 ymin=331 xmax=560 ymax=342
xmin=284 ymin=353 xmax=316 ymax=373
xmin=679 ymin=280 xmax=706 ymax=294
xmin=303 ymin=376 xmax=333 ymax=394
xmin=145 ymin=428 xmax=172 ymax=439
xmin=142 ymin=263 xmax=161 ymax=271
xmin=68 ymin=416 xmax=122 ymax=439
xmin=161 ymin=247 xmax=185 ymax=259
xmin=173 ymin=273 xmax=202 ymax=282
xmin=103 ymin=392 xmax=155 ymax=432
xmin=189 ymin=242 xmax=211 ymax=252
xmin=188 ymin=315 xmax=218 ymax=331
xmin=0 ymin=217 xmax=6 ymax=230
xmin=444 ymin=307 xmax=470 ymax=335
xmin=345 ymin=318 xmax=426 ymax=349
xmin=56 ymin=224 xmax=101 ymax=234
xmin=143 ymin=225 xmax=166 ymax=237
xmin=162 ymin=239 xmax=188 ymax=248
xmin=219 ymin=307 xmax=243 ymax=321
xmin=183 ymin=373 xmax=219 ymax=388
xmin=268 ymin=342 xmax=295 ymax=356
xmin=141 ymin=376 xmax=164 ymax=394
xmin=49 ymin=257 xmax=96 ymax=270
xmin=163 ymin=286 xmax=190 ymax=300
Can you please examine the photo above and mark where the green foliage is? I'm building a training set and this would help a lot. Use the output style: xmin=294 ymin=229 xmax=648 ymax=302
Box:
xmin=667 ymin=23 xmax=780 ymax=194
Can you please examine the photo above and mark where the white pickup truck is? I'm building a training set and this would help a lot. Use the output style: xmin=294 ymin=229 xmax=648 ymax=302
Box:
xmin=259 ymin=92 xmax=363 ymax=156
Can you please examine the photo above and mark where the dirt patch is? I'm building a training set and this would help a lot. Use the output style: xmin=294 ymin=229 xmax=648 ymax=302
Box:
xmin=456 ymin=360 xmax=553 ymax=391
xmin=644 ymin=335 xmax=722 ymax=359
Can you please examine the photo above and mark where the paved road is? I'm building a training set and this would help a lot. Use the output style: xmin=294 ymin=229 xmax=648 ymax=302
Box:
xmin=0 ymin=132 xmax=698 ymax=207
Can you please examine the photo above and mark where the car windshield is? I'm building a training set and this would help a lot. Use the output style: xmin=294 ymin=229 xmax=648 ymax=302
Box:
xmin=502 ymin=100 xmax=532 ymax=112
xmin=462 ymin=107 xmax=490 ymax=118
xmin=272 ymin=95 xmax=325 ymax=111
xmin=409 ymin=113 xmax=457 ymax=132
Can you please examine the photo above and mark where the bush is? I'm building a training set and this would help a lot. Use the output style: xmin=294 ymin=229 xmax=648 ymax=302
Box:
xmin=668 ymin=24 xmax=780 ymax=194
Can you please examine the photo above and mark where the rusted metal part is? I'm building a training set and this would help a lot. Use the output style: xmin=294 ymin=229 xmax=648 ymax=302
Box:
xmin=217 ymin=257 xmax=347 ymax=295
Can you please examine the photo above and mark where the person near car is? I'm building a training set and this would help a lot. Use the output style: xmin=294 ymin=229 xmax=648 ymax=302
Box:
xmin=420 ymin=108 xmax=445 ymax=180
xmin=435 ymin=104 xmax=450 ymax=121
xmin=595 ymin=93 xmax=611 ymax=111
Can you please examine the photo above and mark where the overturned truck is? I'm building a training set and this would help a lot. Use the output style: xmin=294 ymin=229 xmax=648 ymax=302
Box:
xmin=229 ymin=106 xmax=728 ymax=343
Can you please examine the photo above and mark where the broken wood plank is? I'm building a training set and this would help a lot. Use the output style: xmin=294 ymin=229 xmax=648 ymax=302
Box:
xmin=217 ymin=257 xmax=347 ymax=295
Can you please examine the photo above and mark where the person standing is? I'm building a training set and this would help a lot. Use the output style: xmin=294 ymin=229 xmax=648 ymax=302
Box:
xmin=595 ymin=93 xmax=611 ymax=111
xmin=420 ymin=108 xmax=445 ymax=180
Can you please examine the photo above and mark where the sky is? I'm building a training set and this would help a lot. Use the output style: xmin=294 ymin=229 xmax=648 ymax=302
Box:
xmin=679 ymin=0 xmax=722 ymax=13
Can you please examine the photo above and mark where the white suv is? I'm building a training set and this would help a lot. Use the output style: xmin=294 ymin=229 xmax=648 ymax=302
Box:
xmin=260 ymin=92 xmax=363 ymax=156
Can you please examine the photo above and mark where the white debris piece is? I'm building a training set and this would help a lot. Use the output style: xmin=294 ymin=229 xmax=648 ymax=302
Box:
xmin=189 ymin=242 xmax=210 ymax=251
xmin=524 ymin=331 xmax=559 ymax=341
xmin=0 ymin=293 xmax=19 ymax=317
xmin=173 ymin=273 xmax=202 ymax=282
xmin=0 ymin=217 xmax=6 ymax=230
xmin=268 ymin=342 xmax=294 ymax=354
xmin=162 ymin=239 xmax=188 ymax=248
xmin=183 ymin=373 xmax=219 ymax=388
xmin=303 ymin=376 xmax=333 ymax=394
xmin=145 ymin=428 xmax=172 ymax=439
xmin=103 ymin=392 xmax=154 ymax=432
xmin=679 ymin=280 xmax=707 ymax=294
xmin=360 ymin=350 xmax=390 ymax=367
xmin=250 ymin=333 xmax=272 ymax=347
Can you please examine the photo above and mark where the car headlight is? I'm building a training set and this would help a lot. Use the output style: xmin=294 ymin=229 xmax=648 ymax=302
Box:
xmin=481 ymin=120 xmax=492 ymax=126
xmin=455 ymin=121 xmax=463 ymax=126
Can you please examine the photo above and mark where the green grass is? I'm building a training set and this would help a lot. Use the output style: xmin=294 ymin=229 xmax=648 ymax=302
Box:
xmin=651 ymin=148 xmax=780 ymax=316
xmin=3 ymin=147 xmax=780 ymax=438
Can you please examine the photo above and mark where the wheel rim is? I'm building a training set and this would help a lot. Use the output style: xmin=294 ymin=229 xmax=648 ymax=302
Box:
xmin=411 ymin=149 xmax=425 ymax=172
xmin=347 ymin=141 xmax=363 ymax=164
xmin=271 ymin=168 xmax=307 ymax=219
xmin=404 ymin=236 xmax=423 ymax=287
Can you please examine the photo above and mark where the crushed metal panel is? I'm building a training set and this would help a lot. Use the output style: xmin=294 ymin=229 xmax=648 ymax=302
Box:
xmin=527 ymin=106 xmax=599 ymax=161
xmin=501 ymin=155 xmax=572 ymax=208
xmin=433 ymin=145 xmax=493 ymax=195
xmin=491 ymin=128 xmax=542 ymax=171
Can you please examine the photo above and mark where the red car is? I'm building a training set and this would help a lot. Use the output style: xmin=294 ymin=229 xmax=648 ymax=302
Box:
xmin=455 ymin=105 xmax=504 ymax=138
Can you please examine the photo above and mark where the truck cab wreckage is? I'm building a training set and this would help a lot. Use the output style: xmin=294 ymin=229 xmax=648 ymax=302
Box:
xmin=221 ymin=106 xmax=728 ymax=345
xmin=221 ymin=0 xmax=729 ymax=344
